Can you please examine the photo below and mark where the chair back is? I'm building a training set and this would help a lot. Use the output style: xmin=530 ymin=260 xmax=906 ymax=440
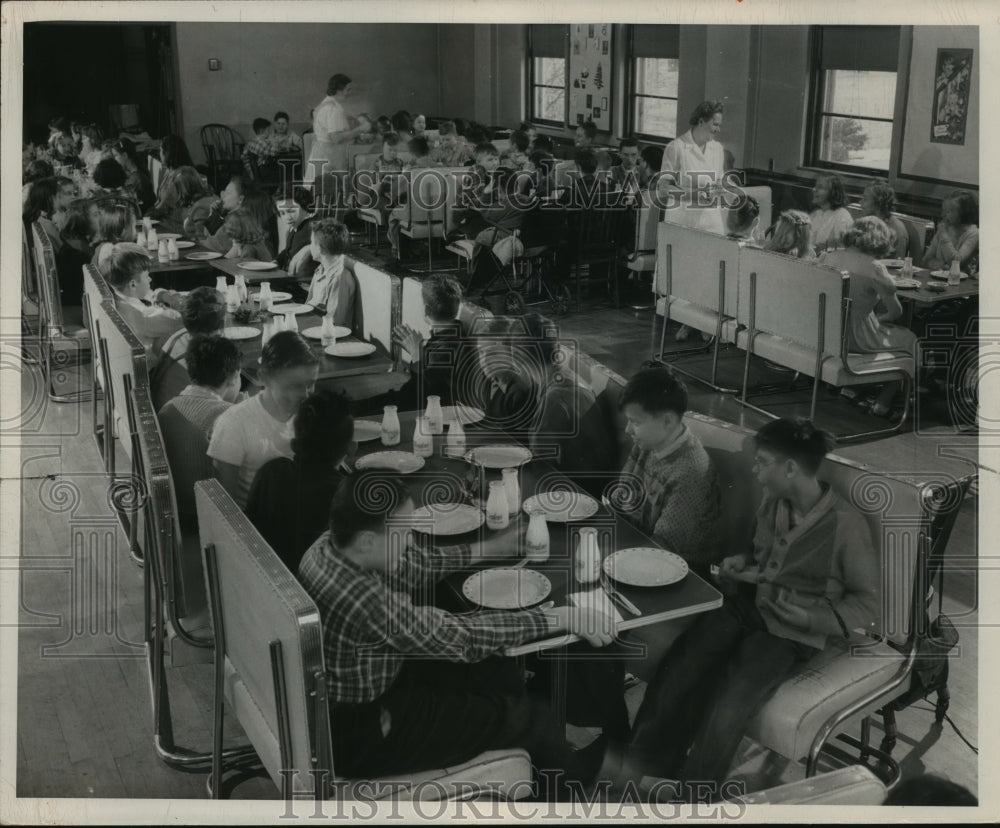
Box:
xmin=196 ymin=479 xmax=331 ymax=793
xmin=31 ymin=223 xmax=67 ymax=335
xmin=400 ymin=276 xmax=432 ymax=363
xmin=737 ymin=247 xmax=847 ymax=362
xmin=22 ymin=221 xmax=38 ymax=303
xmin=130 ymin=376 xmax=204 ymax=621
xmin=404 ymin=168 xmax=449 ymax=233
xmin=353 ymin=262 xmax=400 ymax=356
xmin=894 ymin=213 xmax=929 ymax=266
xmin=200 ymin=124 xmax=245 ymax=163
xmin=625 ymin=190 xmax=661 ymax=272
xmin=92 ymin=298 xmax=149 ymax=462
xmin=655 ymin=222 xmax=743 ymax=317
xmin=148 ymin=154 xmax=163 ymax=193
xmin=82 ymin=265 xmax=114 ymax=383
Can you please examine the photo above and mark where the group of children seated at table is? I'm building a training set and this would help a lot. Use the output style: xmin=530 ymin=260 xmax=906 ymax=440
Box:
xmin=110 ymin=243 xmax=879 ymax=799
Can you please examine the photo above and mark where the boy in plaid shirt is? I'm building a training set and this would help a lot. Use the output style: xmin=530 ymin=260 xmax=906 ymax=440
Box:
xmin=298 ymin=473 xmax=615 ymax=797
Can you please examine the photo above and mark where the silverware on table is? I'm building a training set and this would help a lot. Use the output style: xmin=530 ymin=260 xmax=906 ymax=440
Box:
xmin=601 ymin=574 xmax=641 ymax=616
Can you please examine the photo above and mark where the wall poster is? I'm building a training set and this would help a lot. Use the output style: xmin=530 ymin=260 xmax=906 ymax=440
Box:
xmin=569 ymin=24 xmax=611 ymax=131
xmin=931 ymin=47 xmax=973 ymax=145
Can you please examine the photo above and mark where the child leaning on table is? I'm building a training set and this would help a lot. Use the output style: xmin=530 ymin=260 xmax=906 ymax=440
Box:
xmin=619 ymin=418 xmax=880 ymax=798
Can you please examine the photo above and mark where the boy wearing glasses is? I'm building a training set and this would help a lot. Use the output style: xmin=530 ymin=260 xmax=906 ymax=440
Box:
xmin=620 ymin=417 xmax=879 ymax=797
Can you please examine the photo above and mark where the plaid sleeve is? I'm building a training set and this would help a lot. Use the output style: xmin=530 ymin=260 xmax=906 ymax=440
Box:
xmin=390 ymin=536 xmax=470 ymax=593
xmin=370 ymin=590 xmax=551 ymax=662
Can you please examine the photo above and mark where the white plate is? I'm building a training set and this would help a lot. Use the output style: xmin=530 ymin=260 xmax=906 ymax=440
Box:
xmin=355 ymin=451 xmax=425 ymax=473
xmin=929 ymin=270 xmax=969 ymax=281
xmin=893 ymin=278 xmax=922 ymax=289
xmin=466 ymin=445 xmax=533 ymax=469
xmin=603 ymin=547 xmax=689 ymax=587
xmin=523 ymin=491 xmax=599 ymax=522
xmin=462 ymin=568 xmax=551 ymax=610
xmin=157 ymin=232 xmax=182 ymax=240
xmin=251 ymin=290 xmax=292 ymax=303
xmin=270 ymin=303 xmax=313 ymax=315
xmin=440 ymin=405 xmax=486 ymax=425
xmin=221 ymin=326 xmax=260 ymax=341
xmin=326 ymin=341 xmax=376 ymax=358
xmin=302 ymin=324 xmax=352 ymax=340
xmin=412 ymin=503 xmax=484 ymax=535
xmin=238 ymin=260 xmax=279 ymax=271
xmin=186 ymin=251 xmax=222 ymax=260
xmin=352 ymin=420 xmax=383 ymax=442
xmin=174 ymin=240 xmax=196 ymax=249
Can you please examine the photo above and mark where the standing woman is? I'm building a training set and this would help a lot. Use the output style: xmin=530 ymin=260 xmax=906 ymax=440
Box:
xmin=661 ymin=100 xmax=727 ymax=235
xmin=809 ymin=174 xmax=854 ymax=253
xmin=304 ymin=73 xmax=371 ymax=186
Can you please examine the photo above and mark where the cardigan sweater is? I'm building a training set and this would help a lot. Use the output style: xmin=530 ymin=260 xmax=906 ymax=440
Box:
xmin=750 ymin=486 xmax=880 ymax=650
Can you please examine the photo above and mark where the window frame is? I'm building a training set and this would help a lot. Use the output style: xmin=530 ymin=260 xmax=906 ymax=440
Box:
xmin=629 ymin=55 xmax=680 ymax=142
xmin=805 ymin=26 xmax=900 ymax=177
xmin=527 ymin=26 xmax=568 ymax=128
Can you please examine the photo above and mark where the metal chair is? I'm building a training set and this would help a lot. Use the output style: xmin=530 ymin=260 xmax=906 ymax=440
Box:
xmin=31 ymin=223 xmax=91 ymax=402
xmin=200 ymin=124 xmax=246 ymax=191
xmin=563 ymin=201 xmax=631 ymax=308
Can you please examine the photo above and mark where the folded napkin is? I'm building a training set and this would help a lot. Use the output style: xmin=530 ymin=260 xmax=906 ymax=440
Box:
xmin=568 ymin=586 xmax=623 ymax=623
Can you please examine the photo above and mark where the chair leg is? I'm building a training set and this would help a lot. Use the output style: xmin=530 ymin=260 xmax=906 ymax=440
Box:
xmin=935 ymin=684 xmax=950 ymax=724
xmin=880 ymin=705 xmax=898 ymax=757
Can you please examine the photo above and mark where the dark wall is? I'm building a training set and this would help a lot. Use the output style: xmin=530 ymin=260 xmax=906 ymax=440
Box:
xmin=23 ymin=22 xmax=172 ymax=144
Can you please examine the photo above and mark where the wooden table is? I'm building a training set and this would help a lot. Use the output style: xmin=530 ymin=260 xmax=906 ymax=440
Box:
xmin=353 ymin=410 xmax=723 ymax=655
xmin=208 ymin=257 xmax=295 ymax=285
xmin=895 ymin=266 xmax=978 ymax=307
xmin=226 ymin=308 xmax=395 ymax=386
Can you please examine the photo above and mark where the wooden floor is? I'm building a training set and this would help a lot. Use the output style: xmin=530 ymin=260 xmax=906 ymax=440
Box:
xmin=11 ymin=269 xmax=983 ymax=802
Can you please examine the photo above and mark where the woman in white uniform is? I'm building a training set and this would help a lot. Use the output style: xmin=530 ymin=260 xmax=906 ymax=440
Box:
xmin=304 ymin=73 xmax=370 ymax=191
xmin=661 ymin=100 xmax=727 ymax=235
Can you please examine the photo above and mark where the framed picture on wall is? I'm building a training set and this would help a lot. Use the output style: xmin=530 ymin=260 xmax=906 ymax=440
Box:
xmin=931 ymin=47 xmax=973 ymax=145
xmin=569 ymin=24 xmax=613 ymax=131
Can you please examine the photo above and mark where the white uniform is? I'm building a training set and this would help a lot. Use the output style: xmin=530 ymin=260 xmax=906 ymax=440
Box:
xmin=661 ymin=129 xmax=726 ymax=235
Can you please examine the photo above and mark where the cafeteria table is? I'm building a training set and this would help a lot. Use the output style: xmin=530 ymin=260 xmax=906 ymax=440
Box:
xmin=351 ymin=409 xmax=723 ymax=724
xmin=891 ymin=264 xmax=978 ymax=328
xmin=221 ymin=307 xmax=396 ymax=386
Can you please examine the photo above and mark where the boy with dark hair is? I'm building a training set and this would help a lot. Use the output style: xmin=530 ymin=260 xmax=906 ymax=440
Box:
xmin=157 ymin=334 xmax=243 ymax=529
xmin=611 ymin=137 xmax=641 ymax=193
xmin=243 ymin=117 xmax=275 ymax=175
xmin=431 ymin=120 xmax=470 ymax=166
xmin=621 ymin=417 xmax=880 ymax=796
xmin=615 ymin=365 xmax=721 ymax=573
xmin=574 ymin=120 xmax=598 ymax=148
xmin=276 ymin=185 xmax=317 ymax=276
xmin=298 ymin=472 xmax=615 ymax=797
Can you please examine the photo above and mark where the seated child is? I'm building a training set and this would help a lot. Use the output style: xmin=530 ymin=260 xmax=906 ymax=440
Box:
xmin=242 ymin=117 xmax=276 ymax=176
xmin=302 ymin=219 xmax=358 ymax=329
xmin=105 ymin=242 xmax=184 ymax=365
xmin=614 ymin=365 xmax=721 ymax=575
xmin=219 ymin=209 xmax=272 ymax=260
xmin=622 ymin=418 xmax=879 ymax=796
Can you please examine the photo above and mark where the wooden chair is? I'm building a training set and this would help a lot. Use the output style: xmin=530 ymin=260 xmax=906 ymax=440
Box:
xmin=195 ymin=478 xmax=535 ymax=801
xmin=563 ymin=202 xmax=630 ymax=308
xmin=31 ymin=223 xmax=91 ymax=402
xmin=200 ymin=124 xmax=246 ymax=191
xmin=735 ymin=247 xmax=915 ymax=441
xmin=684 ymin=413 xmax=971 ymax=788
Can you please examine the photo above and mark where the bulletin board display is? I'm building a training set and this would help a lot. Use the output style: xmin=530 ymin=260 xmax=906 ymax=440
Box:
xmin=569 ymin=24 xmax=612 ymax=132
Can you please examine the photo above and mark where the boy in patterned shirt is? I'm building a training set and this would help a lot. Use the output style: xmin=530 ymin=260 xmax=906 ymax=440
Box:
xmin=616 ymin=365 xmax=721 ymax=577
xmin=297 ymin=472 xmax=615 ymax=798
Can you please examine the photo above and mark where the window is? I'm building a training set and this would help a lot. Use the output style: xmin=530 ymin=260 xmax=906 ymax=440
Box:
xmin=630 ymin=25 xmax=680 ymax=140
xmin=808 ymin=26 xmax=901 ymax=174
xmin=528 ymin=25 xmax=567 ymax=126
